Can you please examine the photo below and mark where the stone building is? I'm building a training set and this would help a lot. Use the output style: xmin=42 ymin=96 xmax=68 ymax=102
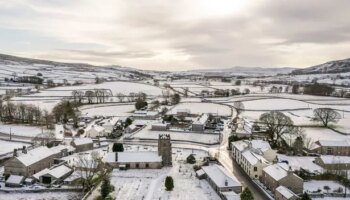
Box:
xmin=71 ymin=138 xmax=93 ymax=152
xmin=158 ymin=134 xmax=172 ymax=166
xmin=315 ymin=155 xmax=350 ymax=171
xmin=275 ymin=185 xmax=299 ymax=200
xmin=106 ymin=151 xmax=162 ymax=169
xmin=311 ymin=140 xmax=350 ymax=156
xmin=4 ymin=145 xmax=74 ymax=177
xmin=261 ymin=163 xmax=303 ymax=195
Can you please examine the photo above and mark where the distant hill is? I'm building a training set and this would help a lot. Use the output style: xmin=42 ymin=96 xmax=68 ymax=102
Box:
xmin=191 ymin=66 xmax=296 ymax=76
xmin=292 ymin=58 xmax=350 ymax=75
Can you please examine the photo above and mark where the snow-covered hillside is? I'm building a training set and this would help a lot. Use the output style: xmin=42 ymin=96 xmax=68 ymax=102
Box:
xmin=292 ymin=58 xmax=350 ymax=75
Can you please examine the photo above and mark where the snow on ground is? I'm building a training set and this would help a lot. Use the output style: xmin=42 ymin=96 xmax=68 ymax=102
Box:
xmin=0 ymin=123 xmax=43 ymax=137
xmin=11 ymin=81 xmax=162 ymax=112
xmin=242 ymin=98 xmax=310 ymax=111
xmin=303 ymin=127 xmax=350 ymax=143
xmin=90 ymin=147 xmax=219 ymax=200
xmin=79 ymin=103 xmax=134 ymax=117
xmin=0 ymin=140 xmax=30 ymax=155
xmin=168 ymin=102 xmax=232 ymax=116
xmin=277 ymin=154 xmax=323 ymax=174
xmin=0 ymin=192 xmax=81 ymax=200
xmin=304 ymin=180 xmax=345 ymax=193
xmin=132 ymin=124 xmax=220 ymax=144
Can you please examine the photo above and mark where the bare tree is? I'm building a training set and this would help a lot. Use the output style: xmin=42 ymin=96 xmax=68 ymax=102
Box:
xmin=313 ymin=108 xmax=341 ymax=127
xmin=259 ymin=111 xmax=294 ymax=146
xmin=127 ymin=92 xmax=136 ymax=102
xmin=116 ymin=93 xmax=125 ymax=102
xmin=233 ymin=101 xmax=244 ymax=116
xmin=75 ymin=151 xmax=110 ymax=192
xmin=85 ymin=90 xmax=95 ymax=104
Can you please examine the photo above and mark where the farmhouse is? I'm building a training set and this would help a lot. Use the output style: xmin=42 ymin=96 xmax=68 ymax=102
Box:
xmin=132 ymin=110 xmax=159 ymax=120
xmin=192 ymin=113 xmax=209 ymax=132
xmin=312 ymin=140 xmax=350 ymax=156
xmin=199 ymin=164 xmax=242 ymax=199
xmin=151 ymin=123 xmax=169 ymax=131
xmin=71 ymin=138 xmax=93 ymax=152
xmin=261 ymin=163 xmax=303 ymax=195
xmin=85 ymin=125 xmax=105 ymax=137
xmin=4 ymin=145 xmax=74 ymax=177
xmin=315 ymin=155 xmax=350 ymax=170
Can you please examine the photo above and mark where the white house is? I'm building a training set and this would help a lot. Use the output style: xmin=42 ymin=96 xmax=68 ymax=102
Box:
xmin=101 ymin=117 xmax=119 ymax=133
xmin=85 ymin=125 xmax=105 ymax=137
xmin=231 ymin=140 xmax=276 ymax=179
xmin=192 ymin=113 xmax=209 ymax=132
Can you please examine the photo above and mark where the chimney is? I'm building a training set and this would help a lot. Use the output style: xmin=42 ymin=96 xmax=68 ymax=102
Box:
xmin=287 ymin=166 xmax=293 ymax=176
xmin=13 ymin=149 xmax=18 ymax=157
xmin=22 ymin=146 xmax=27 ymax=154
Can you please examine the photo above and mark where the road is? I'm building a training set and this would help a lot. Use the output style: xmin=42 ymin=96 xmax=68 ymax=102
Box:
xmin=211 ymin=120 xmax=269 ymax=200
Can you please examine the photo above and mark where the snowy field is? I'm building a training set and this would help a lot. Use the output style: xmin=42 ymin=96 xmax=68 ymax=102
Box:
xmin=0 ymin=123 xmax=43 ymax=137
xmin=242 ymin=98 xmax=310 ymax=111
xmin=11 ymin=81 xmax=162 ymax=112
xmin=168 ymin=102 xmax=232 ymax=116
xmin=0 ymin=140 xmax=30 ymax=155
xmin=132 ymin=124 xmax=220 ymax=144
xmin=79 ymin=104 xmax=134 ymax=117
xmin=0 ymin=192 xmax=81 ymax=200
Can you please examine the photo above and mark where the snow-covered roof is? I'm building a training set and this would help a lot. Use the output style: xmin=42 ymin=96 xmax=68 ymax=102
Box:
xmin=263 ymin=164 xmax=288 ymax=181
xmin=6 ymin=175 xmax=24 ymax=185
xmin=193 ymin=113 xmax=209 ymax=125
xmin=46 ymin=165 xmax=72 ymax=179
xmin=72 ymin=138 xmax=93 ymax=146
xmin=201 ymin=164 xmax=241 ymax=188
xmin=16 ymin=146 xmax=57 ymax=167
xmin=241 ymin=150 xmax=268 ymax=165
xmin=117 ymin=151 xmax=162 ymax=163
xmin=232 ymin=140 xmax=271 ymax=154
xmin=319 ymin=155 xmax=350 ymax=164
xmin=86 ymin=125 xmax=105 ymax=133
xmin=152 ymin=123 xmax=168 ymax=127
xmin=64 ymin=171 xmax=88 ymax=182
xmin=176 ymin=109 xmax=190 ymax=113
xmin=318 ymin=140 xmax=350 ymax=147
xmin=102 ymin=117 xmax=119 ymax=127
xmin=276 ymin=185 xmax=297 ymax=199
xmin=50 ymin=145 xmax=75 ymax=153
xmin=195 ymin=169 xmax=205 ymax=177
xmin=104 ymin=152 xmax=116 ymax=163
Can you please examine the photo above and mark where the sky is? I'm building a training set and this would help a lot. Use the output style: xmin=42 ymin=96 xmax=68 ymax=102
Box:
xmin=0 ymin=0 xmax=350 ymax=71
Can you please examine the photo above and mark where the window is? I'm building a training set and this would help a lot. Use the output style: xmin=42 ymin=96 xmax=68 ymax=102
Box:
xmin=136 ymin=163 xmax=139 ymax=168
xmin=254 ymin=167 xmax=257 ymax=172
xmin=146 ymin=163 xmax=149 ymax=168
xmin=326 ymin=147 xmax=333 ymax=155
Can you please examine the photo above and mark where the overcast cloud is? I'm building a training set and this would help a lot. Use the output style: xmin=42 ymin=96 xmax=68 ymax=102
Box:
xmin=0 ymin=0 xmax=349 ymax=70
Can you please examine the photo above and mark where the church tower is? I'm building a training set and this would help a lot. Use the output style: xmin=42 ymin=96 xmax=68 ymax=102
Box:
xmin=158 ymin=134 xmax=172 ymax=166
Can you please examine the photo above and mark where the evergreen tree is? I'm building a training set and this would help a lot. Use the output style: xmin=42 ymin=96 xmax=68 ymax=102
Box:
xmin=186 ymin=154 xmax=196 ymax=164
xmin=240 ymin=187 xmax=254 ymax=200
xmin=300 ymin=192 xmax=311 ymax=200
xmin=100 ymin=176 xmax=114 ymax=199
xmin=165 ymin=176 xmax=174 ymax=191
xmin=112 ymin=143 xmax=124 ymax=152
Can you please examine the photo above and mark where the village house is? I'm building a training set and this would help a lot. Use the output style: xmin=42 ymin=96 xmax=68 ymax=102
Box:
xmin=232 ymin=140 xmax=275 ymax=179
xmin=315 ymin=155 xmax=350 ymax=171
xmin=196 ymin=164 xmax=242 ymax=199
xmin=4 ymin=145 xmax=74 ymax=178
xmin=5 ymin=175 xmax=25 ymax=187
xmin=275 ymin=185 xmax=299 ymax=200
xmin=85 ymin=124 xmax=105 ymax=137
xmin=100 ymin=117 xmax=119 ymax=134
xmin=131 ymin=110 xmax=159 ymax=120
xmin=192 ymin=113 xmax=209 ymax=132
xmin=176 ymin=109 xmax=190 ymax=117
xmin=261 ymin=163 xmax=303 ymax=195
xmin=311 ymin=140 xmax=350 ymax=156
xmin=33 ymin=164 xmax=73 ymax=185
xmin=151 ymin=123 xmax=169 ymax=131
xmin=71 ymin=138 xmax=93 ymax=152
